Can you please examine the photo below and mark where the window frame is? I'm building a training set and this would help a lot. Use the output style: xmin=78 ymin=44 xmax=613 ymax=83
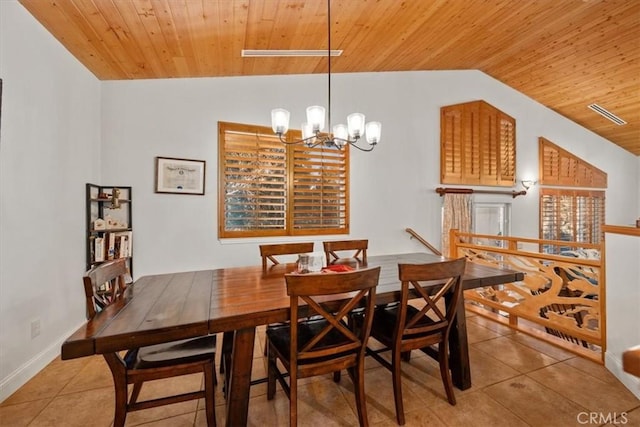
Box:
xmin=218 ymin=121 xmax=350 ymax=239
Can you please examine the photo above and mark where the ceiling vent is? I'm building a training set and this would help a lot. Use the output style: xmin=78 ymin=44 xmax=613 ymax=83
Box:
xmin=241 ymin=49 xmax=343 ymax=57
xmin=588 ymin=103 xmax=627 ymax=126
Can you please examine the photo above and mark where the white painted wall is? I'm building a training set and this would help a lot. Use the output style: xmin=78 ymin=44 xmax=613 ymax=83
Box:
xmin=605 ymin=231 xmax=640 ymax=399
xmin=2 ymin=0 xmax=639 ymax=403
xmin=0 ymin=1 xmax=101 ymax=400
xmin=100 ymin=71 xmax=639 ymax=277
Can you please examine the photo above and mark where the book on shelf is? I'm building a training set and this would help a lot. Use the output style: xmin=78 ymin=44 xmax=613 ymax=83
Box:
xmin=94 ymin=237 xmax=105 ymax=262
xmin=106 ymin=232 xmax=116 ymax=260
xmin=113 ymin=231 xmax=132 ymax=259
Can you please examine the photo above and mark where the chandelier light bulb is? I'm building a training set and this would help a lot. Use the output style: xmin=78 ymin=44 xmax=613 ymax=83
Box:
xmin=271 ymin=108 xmax=290 ymax=135
xmin=347 ymin=113 xmax=365 ymax=139
xmin=306 ymin=106 xmax=326 ymax=133
xmin=365 ymin=121 xmax=382 ymax=145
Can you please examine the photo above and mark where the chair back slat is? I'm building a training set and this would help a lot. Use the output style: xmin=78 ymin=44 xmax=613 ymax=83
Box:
xmin=260 ymin=242 xmax=314 ymax=270
xmin=83 ymin=258 xmax=128 ymax=318
xmin=323 ymin=239 xmax=368 ymax=264
xmin=396 ymin=258 xmax=466 ymax=346
xmin=285 ymin=267 xmax=380 ymax=365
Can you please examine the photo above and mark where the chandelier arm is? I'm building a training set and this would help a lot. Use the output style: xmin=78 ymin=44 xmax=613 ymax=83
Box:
xmin=348 ymin=141 xmax=377 ymax=152
xmin=277 ymin=133 xmax=318 ymax=145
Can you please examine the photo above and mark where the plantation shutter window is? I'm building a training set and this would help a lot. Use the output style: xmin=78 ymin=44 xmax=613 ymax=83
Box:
xmin=539 ymin=188 xmax=605 ymax=253
xmin=291 ymin=143 xmax=349 ymax=235
xmin=539 ymin=137 xmax=607 ymax=188
xmin=218 ymin=122 xmax=349 ymax=238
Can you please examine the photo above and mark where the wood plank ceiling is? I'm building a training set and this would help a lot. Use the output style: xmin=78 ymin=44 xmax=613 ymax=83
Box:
xmin=19 ymin=0 xmax=640 ymax=156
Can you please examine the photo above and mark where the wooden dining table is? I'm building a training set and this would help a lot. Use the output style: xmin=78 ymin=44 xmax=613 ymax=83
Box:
xmin=62 ymin=252 xmax=523 ymax=426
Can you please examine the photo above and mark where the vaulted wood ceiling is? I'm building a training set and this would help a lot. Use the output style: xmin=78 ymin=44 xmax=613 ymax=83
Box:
xmin=19 ymin=0 xmax=640 ymax=155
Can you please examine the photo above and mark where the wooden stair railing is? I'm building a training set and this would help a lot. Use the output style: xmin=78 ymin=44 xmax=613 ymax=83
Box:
xmin=405 ymin=228 xmax=442 ymax=256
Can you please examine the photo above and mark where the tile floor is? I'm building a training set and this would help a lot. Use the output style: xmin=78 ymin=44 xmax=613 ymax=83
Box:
xmin=1 ymin=311 xmax=639 ymax=427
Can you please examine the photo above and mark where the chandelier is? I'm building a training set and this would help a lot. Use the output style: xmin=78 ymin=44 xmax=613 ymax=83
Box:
xmin=270 ymin=1 xmax=381 ymax=152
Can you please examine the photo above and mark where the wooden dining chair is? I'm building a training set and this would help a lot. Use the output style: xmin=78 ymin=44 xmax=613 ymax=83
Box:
xmin=365 ymin=258 xmax=466 ymax=425
xmin=83 ymin=258 xmax=218 ymax=427
xmin=220 ymin=242 xmax=316 ymax=380
xmin=260 ymin=242 xmax=315 ymax=270
xmin=323 ymin=239 xmax=368 ymax=265
xmin=266 ymin=267 xmax=381 ymax=427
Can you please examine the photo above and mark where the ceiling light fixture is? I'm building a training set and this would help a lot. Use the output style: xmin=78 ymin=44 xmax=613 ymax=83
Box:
xmin=269 ymin=0 xmax=381 ymax=152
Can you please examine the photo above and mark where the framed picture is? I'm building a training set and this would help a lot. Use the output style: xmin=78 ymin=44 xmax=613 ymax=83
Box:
xmin=155 ymin=157 xmax=206 ymax=195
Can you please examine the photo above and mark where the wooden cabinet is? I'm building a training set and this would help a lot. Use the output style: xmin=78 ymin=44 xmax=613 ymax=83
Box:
xmin=440 ymin=100 xmax=515 ymax=186
xmin=86 ymin=183 xmax=133 ymax=279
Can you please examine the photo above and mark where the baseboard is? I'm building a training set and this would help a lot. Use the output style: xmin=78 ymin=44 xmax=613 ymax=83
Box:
xmin=0 ymin=321 xmax=85 ymax=402
xmin=605 ymin=350 xmax=640 ymax=400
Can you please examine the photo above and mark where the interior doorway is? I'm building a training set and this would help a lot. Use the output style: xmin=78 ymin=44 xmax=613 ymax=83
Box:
xmin=473 ymin=202 xmax=511 ymax=247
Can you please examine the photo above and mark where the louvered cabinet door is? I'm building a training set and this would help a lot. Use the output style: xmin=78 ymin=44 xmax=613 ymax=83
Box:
xmin=441 ymin=100 xmax=515 ymax=186
xmin=497 ymin=113 xmax=516 ymax=186
xmin=441 ymin=105 xmax=464 ymax=184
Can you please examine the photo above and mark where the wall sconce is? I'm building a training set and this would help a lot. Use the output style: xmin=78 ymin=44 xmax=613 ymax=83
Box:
xmin=521 ymin=180 xmax=537 ymax=191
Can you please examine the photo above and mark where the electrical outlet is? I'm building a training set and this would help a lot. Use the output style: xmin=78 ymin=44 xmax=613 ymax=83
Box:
xmin=30 ymin=319 xmax=41 ymax=339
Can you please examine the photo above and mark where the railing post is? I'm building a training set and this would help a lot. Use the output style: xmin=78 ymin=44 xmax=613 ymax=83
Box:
xmin=449 ymin=228 xmax=459 ymax=258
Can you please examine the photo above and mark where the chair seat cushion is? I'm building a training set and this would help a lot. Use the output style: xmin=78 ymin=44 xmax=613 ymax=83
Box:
xmin=372 ymin=304 xmax=443 ymax=342
xmin=131 ymin=335 xmax=217 ymax=369
xmin=266 ymin=317 xmax=356 ymax=364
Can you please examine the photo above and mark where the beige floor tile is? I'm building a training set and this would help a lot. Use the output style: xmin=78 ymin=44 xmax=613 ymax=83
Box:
xmin=466 ymin=315 xmax=515 ymax=336
xmin=59 ymin=355 xmax=113 ymax=395
xmin=1 ymin=357 xmax=91 ymax=406
xmin=466 ymin=345 xmax=521 ymax=389
xmin=295 ymin=379 xmax=360 ymax=427
xmin=245 ymin=390 xmax=290 ymax=427
xmin=28 ymin=387 xmax=114 ymax=427
xmin=472 ymin=336 xmax=560 ymax=373
xmin=348 ymin=363 xmax=442 ymax=425
xmin=484 ymin=375 xmax=588 ymax=427
xmin=429 ymin=390 xmax=530 ymax=427
xmin=0 ymin=398 xmax=50 ymax=426
xmin=123 ymin=374 xmax=202 ymax=426
xmin=527 ymin=361 xmax=640 ymax=414
xmin=466 ymin=320 xmax=503 ymax=344
xmin=508 ymin=331 xmax=576 ymax=361
xmin=562 ymin=356 xmax=624 ymax=385
xmin=388 ymin=407 xmax=447 ymax=427
xmin=133 ymin=412 xmax=196 ymax=426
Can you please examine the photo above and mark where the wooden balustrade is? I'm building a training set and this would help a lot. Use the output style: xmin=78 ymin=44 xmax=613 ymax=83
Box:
xmin=449 ymin=229 xmax=604 ymax=363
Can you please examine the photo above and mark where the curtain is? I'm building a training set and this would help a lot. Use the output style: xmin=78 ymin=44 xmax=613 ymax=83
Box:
xmin=441 ymin=193 xmax=472 ymax=257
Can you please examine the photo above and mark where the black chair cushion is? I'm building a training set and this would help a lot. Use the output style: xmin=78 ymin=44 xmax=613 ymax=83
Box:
xmin=372 ymin=304 xmax=443 ymax=342
xmin=266 ymin=317 xmax=357 ymax=364
xmin=131 ymin=335 xmax=217 ymax=369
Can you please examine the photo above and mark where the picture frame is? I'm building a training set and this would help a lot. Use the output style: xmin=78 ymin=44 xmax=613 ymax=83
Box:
xmin=155 ymin=157 xmax=206 ymax=195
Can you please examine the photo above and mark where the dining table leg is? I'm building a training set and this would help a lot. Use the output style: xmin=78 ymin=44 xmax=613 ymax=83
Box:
xmin=225 ymin=326 xmax=256 ymax=427
xmin=448 ymin=293 xmax=472 ymax=390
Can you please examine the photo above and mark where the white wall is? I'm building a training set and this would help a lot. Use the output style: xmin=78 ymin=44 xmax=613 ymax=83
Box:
xmin=100 ymin=71 xmax=639 ymax=278
xmin=605 ymin=231 xmax=640 ymax=399
xmin=0 ymin=1 xmax=102 ymax=400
